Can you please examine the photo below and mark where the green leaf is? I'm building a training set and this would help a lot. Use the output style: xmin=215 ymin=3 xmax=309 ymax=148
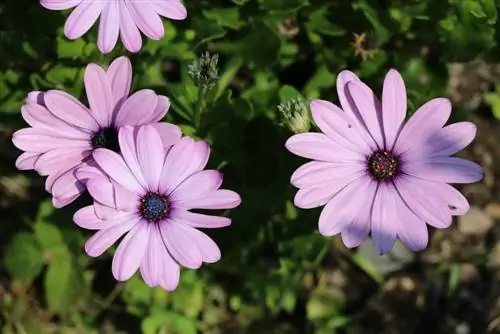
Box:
xmin=237 ymin=23 xmax=281 ymax=67
xmin=142 ymin=312 xmax=173 ymax=334
xmin=278 ymin=85 xmax=304 ymax=102
xmin=306 ymin=287 xmax=344 ymax=321
xmin=352 ymin=0 xmax=390 ymax=45
xmin=4 ymin=233 xmax=44 ymax=282
xmin=203 ymin=8 xmax=245 ymax=30
xmin=34 ymin=222 xmax=66 ymax=254
xmin=259 ymin=0 xmax=308 ymax=13
xmin=306 ymin=7 xmax=346 ymax=36
xmin=57 ymin=37 xmax=87 ymax=59
xmin=44 ymin=252 xmax=85 ymax=314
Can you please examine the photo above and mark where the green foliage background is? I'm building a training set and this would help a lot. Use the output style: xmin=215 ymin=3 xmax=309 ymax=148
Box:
xmin=0 ymin=0 xmax=499 ymax=333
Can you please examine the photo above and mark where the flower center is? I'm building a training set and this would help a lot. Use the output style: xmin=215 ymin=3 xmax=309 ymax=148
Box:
xmin=140 ymin=193 xmax=169 ymax=223
xmin=91 ymin=127 xmax=119 ymax=152
xmin=368 ymin=151 xmax=399 ymax=180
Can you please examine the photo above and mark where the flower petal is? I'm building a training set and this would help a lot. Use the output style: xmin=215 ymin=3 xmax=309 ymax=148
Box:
xmin=291 ymin=160 xmax=366 ymax=189
xmin=151 ymin=122 xmax=182 ymax=150
xmin=370 ymin=183 xmax=398 ymax=254
xmin=118 ymin=126 xmax=147 ymax=188
xmin=173 ymin=189 xmax=241 ymax=210
xmin=126 ymin=0 xmax=164 ymax=39
xmin=183 ymin=228 xmax=221 ymax=263
xmin=44 ymin=90 xmax=99 ymax=131
xmin=112 ymin=221 xmax=150 ymax=281
xmin=432 ymin=183 xmax=470 ymax=216
xmin=147 ymin=95 xmax=170 ymax=123
xmin=340 ymin=198 xmax=372 ymax=249
xmin=159 ymin=221 xmax=203 ymax=269
xmin=136 ymin=125 xmax=164 ymax=191
xmin=97 ymin=1 xmax=120 ymax=54
xmin=16 ymin=152 xmax=40 ymax=170
xmin=106 ymin=56 xmax=132 ymax=103
xmin=118 ymin=1 xmax=142 ymax=53
xmin=64 ymin=0 xmax=105 ymax=39
xmin=35 ymin=148 xmax=90 ymax=176
xmin=396 ymin=199 xmax=428 ymax=251
xmin=169 ymin=170 xmax=222 ymax=202
xmin=12 ymin=128 xmax=90 ymax=153
xmin=40 ymin=0 xmax=82 ymax=10
xmin=84 ymin=63 xmax=114 ymax=126
xmin=381 ymin=69 xmax=406 ymax=150
xmin=169 ymin=210 xmax=231 ymax=228
xmin=153 ymin=0 xmax=187 ymax=20
xmin=404 ymin=157 xmax=483 ymax=184
xmin=113 ymin=89 xmax=158 ymax=127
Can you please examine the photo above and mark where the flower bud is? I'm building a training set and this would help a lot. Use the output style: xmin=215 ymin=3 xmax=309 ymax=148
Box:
xmin=188 ymin=52 xmax=219 ymax=89
xmin=278 ymin=98 xmax=310 ymax=133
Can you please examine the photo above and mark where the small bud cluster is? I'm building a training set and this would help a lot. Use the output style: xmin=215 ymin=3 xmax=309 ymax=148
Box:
xmin=188 ymin=52 xmax=220 ymax=89
xmin=277 ymin=98 xmax=311 ymax=133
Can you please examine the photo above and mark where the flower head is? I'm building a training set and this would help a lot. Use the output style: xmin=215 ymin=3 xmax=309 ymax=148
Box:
xmin=285 ymin=69 xmax=483 ymax=254
xmin=13 ymin=56 xmax=181 ymax=208
xmin=73 ymin=126 xmax=241 ymax=290
xmin=188 ymin=52 xmax=219 ymax=89
xmin=278 ymin=98 xmax=311 ymax=133
xmin=40 ymin=0 xmax=187 ymax=54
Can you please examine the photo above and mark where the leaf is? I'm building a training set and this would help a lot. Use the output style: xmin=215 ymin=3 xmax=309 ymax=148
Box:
xmin=278 ymin=85 xmax=304 ymax=102
xmin=34 ymin=222 xmax=65 ymax=253
xmin=4 ymin=233 xmax=44 ymax=282
xmin=306 ymin=287 xmax=345 ymax=321
xmin=259 ymin=0 xmax=309 ymax=14
xmin=352 ymin=0 xmax=390 ymax=45
xmin=306 ymin=7 xmax=346 ymax=36
xmin=447 ymin=263 xmax=461 ymax=296
xmin=142 ymin=312 xmax=173 ymax=334
xmin=57 ymin=37 xmax=87 ymax=59
xmin=203 ymin=8 xmax=245 ymax=30
xmin=44 ymin=251 xmax=85 ymax=314
xmin=237 ymin=23 xmax=281 ymax=67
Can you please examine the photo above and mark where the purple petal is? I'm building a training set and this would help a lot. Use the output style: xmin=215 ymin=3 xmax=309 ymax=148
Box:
xmin=147 ymin=95 xmax=170 ymax=123
xmin=160 ymin=248 xmax=180 ymax=291
xmin=159 ymin=221 xmax=203 ymax=269
xmin=12 ymin=128 xmax=89 ymax=153
xmin=346 ymin=81 xmax=384 ymax=149
xmin=86 ymin=178 xmax=116 ymax=208
xmin=126 ymin=0 xmax=164 ymax=39
xmin=74 ymin=205 xmax=130 ymax=230
xmin=26 ymin=91 xmax=45 ymax=106
xmin=113 ymin=89 xmax=158 ymax=127
xmin=340 ymin=200 xmax=372 ymax=249
xmin=35 ymin=148 xmax=90 ymax=176
xmin=370 ymin=183 xmax=398 ymax=254
xmin=85 ymin=215 xmax=140 ymax=257
xmin=169 ymin=210 xmax=231 ymax=229
xmin=310 ymin=99 xmax=373 ymax=154
xmin=117 ymin=126 xmax=147 ymax=188
xmin=136 ymin=125 xmax=164 ymax=191
xmin=173 ymin=189 xmax=241 ymax=210
xmin=169 ymin=170 xmax=223 ymax=202
xmin=15 ymin=152 xmax=40 ymax=170
xmin=395 ymin=199 xmax=428 ymax=251
xmin=285 ymin=133 xmax=365 ymax=163
xmin=381 ymin=69 xmax=406 ymax=150
xmin=394 ymin=175 xmax=452 ymax=228
xmin=52 ymin=194 xmax=81 ymax=208
xmin=393 ymin=98 xmax=451 ymax=155
xmin=153 ymin=0 xmax=187 ymax=20
xmin=183 ymin=228 xmax=221 ymax=263
xmin=44 ymin=90 xmax=99 ymax=131
xmin=404 ymin=157 xmax=483 ymax=184
xmin=336 ymin=70 xmax=362 ymax=123
xmin=40 ymin=0 xmax=82 ymax=10
xmin=84 ymin=63 xmax=114 ymax=126
xmin=97 ymin=1 xmax=120 ymax=54
xmin=432 ymin=183 xmax=470 ymax=216
xmin=151 ymin=122 xmax=182 ymax=150
xmin=64 ymin=1 xmax=105 ymax=39
xmin=112 ymin=221 xmax=150 ymax=281
xmin=106 ymin=56 xmax=132 ymax=103
xmin=50 ymin=167 xmax=85 ymax=203
xmin=291 ymin=160 xmax=366 ymax=189
xmin=318 ymin=176 xmax=376 ymax=236
xmin=118 ymin=1 xmax=142 ymax=53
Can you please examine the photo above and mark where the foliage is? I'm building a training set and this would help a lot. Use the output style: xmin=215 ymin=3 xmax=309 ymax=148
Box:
xmin=0 ymin=0 xmax=499 ymax=333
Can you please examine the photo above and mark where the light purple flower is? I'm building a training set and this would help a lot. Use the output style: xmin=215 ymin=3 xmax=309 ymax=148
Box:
xmin=40 ymin=0 xmax=187 ymax=54
xmin=73 ymin=125 xmax=241 ymax=290
xmin=285 ymin=69 xmax=483 ymax=254
xmin=13 ymin=56 xmax=181 ymax=208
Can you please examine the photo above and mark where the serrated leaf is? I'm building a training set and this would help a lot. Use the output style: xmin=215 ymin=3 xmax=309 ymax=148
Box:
xmin=4 ymin=233 xmax=44 ymax=282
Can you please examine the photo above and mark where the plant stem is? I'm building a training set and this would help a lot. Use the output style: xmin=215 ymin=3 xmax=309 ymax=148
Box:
xmin=194 ymin=86 xmax=207 ymax=130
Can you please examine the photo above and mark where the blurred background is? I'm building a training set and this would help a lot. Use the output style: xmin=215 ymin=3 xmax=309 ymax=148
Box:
xmin=1 ymin=0 xmax=500 ymax=333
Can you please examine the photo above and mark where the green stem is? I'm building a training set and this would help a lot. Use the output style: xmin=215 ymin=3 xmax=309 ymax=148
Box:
xmin=194 ymin=86 xmax=207 ymax=129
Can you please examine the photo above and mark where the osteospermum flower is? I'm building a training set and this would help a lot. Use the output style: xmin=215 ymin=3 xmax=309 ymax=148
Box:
xmin=285 ymin=69 xmax=483 ymax=254
xmin=73 ymin=126 xmax=241 ymax=290
xmin=13 ymin=56 xmax=181 ymax=208
xmin=40 ymin=0 xmax=187 ymax=53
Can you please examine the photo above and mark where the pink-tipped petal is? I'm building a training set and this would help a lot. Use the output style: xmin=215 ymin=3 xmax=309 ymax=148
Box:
xmin=169 ymin=210 xmax=231 ymax=229
xmin=97 ymin=1 xmax=120 ymax=54
xmin=35 ymin=148 xmax=90 ymax=176
xmin=382 ymin=69 xmax=407 ymax=150
xmin=370 ymin=183 xmax=398 ymax=254
xmin=136 ymin=125 xmax=164 ymax=191
xmin=173 ymin=189 xmax=241 ymax=210
xmin=160 ymin=248 xmax=180 ymax=291
xmin=112 ymin=221 xmax=150 ymax=281
xmin=126 ymin=0 xmax=164 ymax=40
xmin=153 ymin=0 xmax=187 ymax=20
xmin=113 ymin=89 xmax=158 ymax=127
xmin=184 ymin=228 xmax=221 ymax=263
xmin=159 ymin=221 xmax=203 ymax=269
xmin=40 ymin=0 xmax=82 ymax=10
xmin=106 ymin=56 xmax=132 ymax=103
xmin=169 ymin=170 xmax=223 ymax=202
xmin=84 ymin=63 xmax=114 ymax=126
xmin=44 ymin=90 xmax=99 ymax=131
xmin=64 ymin=1 xmax=105 ymax=39
xmin=118 ymin=1 xmax=142 ymax=53
xmin=52 ymin=194 xmax=81 ymax=208
xmin=15 ymin=152 xmax=40 ymax=170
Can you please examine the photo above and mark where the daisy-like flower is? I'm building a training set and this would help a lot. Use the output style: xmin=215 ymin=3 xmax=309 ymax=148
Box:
xmin=73 ymin=125 xmax=241 ymax=290
xmin=13 ymin=56 xmax=181 ymax=208
xmin=285 ymin=69 xmax=483 ymax=254
xmin=40 ymin=0 xmax=187 ymax=54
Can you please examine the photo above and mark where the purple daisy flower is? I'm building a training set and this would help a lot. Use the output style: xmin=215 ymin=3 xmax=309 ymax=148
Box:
xmin=12 ymin=56 xmax=181 ymax=208
xmin=40 ymin=0 xmax=187 ymax=54
xmin=285 ymin=69 xmax=483 ymax=254
xmin=73 ymin=125 xmax=241 ymax=290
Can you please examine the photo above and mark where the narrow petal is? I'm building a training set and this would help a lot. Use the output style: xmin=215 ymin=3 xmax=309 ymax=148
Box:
xmin=112 ymin=221 xmax=150 ymax=281
xmin=126 ymin=0 xmax=164 ymax=39
xmin=52 ymin=194 xmax=80 ymax=208
xmin=159 ymin=221 xmax=203 ymax=269
xmin=35 ymin=148 xmax=90 ymax=176
xmin=340 ymin=196 xmax=373 ymax=249
xmin=394 ymin=175 xmax=452 ymax=228
xmin=85 ymin=215 xmax=140 ymax=257
xmin=183 ymin=228 xmax=221 ymax=263
xmin=151 ymin=122 xmax=182 ymax=150
xmin=310 ymin=99 xmax=372 ymax=154
xmin=160 ymin=248 xmax=180 ymax=291
xmin=118 ymin=126 xmax=147 ymax=188
xmin=169 ymin=170 xmax=223 ymax=202
xmin=346 ymin=81 xmax=384 ymax=149
xmin=396 ymin=200 xmax=428 ymax=251
xmin=293 ymin=171 xmax=365 ymax=209
xmin=118 ymin=1 xmax=142 ymax=53
xmin=12 ymin=128 xmax=90 ymax=153
xmin=370 ymin=183 xmax=398 ymax=254
xmin=432 ymin=183 xmax=470 ymax=216
xmin=393 ymin=98 xmax=451 ymax=155
xmin=40 ymin=0 xmax=82 ymax=10
xmin=94 ymin=201 xmax=119 ymax=220
xmin=159 ymin=138 xmax=211 ymax=194
xmin=136 ymin=125 xmax=164 ymax=191
xmin=285 ymin=133 xmax=365 ymax=163
xmin=153 ymin=0 xmax=187 ymax=20
xmin=404 ymin=157 xmax=483 ymax=184
xmin=106 ymin=56 xmax=132 ymax=103
xmin=93 ymin=148 xmax=144 ymax=194
xmin=146 ymin=95 xmax=170 ymax=123
xmin=169 ymin=210 xmax=231 ymax=228
xmin=84 ymin=63 xmax=114 ymax=126
xmin=318 ymin=176 xmax=376 ymax=236
xmin=75 ymin=206 xmax=133 ymax=230
xmin=64 ymin=1 xmax=105 ymax=39
xmin=86 ymin=178 xmax=116 ymax=208
xmin=113 ymin=89 xmax=158 ymax=127
xmin=97 ymin=1 xmax=120 ymax=54
xmin=382 ymin=69 xmax=407 ymax=150
xmin=26 ymin=91 xmax=45 ymax=106
xmin=336 ymin=70 xmax=362 ymax=121
xmin=173 ymin=189 xmax=241 ymax=210
xmin=290 ymin=160 xmax=366 ymax=189
xmin=140 ymin=225 xmax=163 ymax=287
xmin=44 ymin=90 xmax=99 ymax=131
xmin=50 ymin=167 xmax=85 ymax=201
xmin=15 ymin=152 xmax=40 ymax=170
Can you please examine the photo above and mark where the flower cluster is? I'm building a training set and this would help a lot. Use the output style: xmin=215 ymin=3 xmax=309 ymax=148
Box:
xmin=11 ymin=0 xmax=484 ymax=290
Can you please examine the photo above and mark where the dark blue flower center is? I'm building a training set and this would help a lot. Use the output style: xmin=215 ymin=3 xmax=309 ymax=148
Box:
xmin=91 ymin=127 xmax=119 ymax=152
xmin=368 ymin=151 xmax=399 ymax=180
xmin=140 ymin=193 xmax=169 ymax=222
